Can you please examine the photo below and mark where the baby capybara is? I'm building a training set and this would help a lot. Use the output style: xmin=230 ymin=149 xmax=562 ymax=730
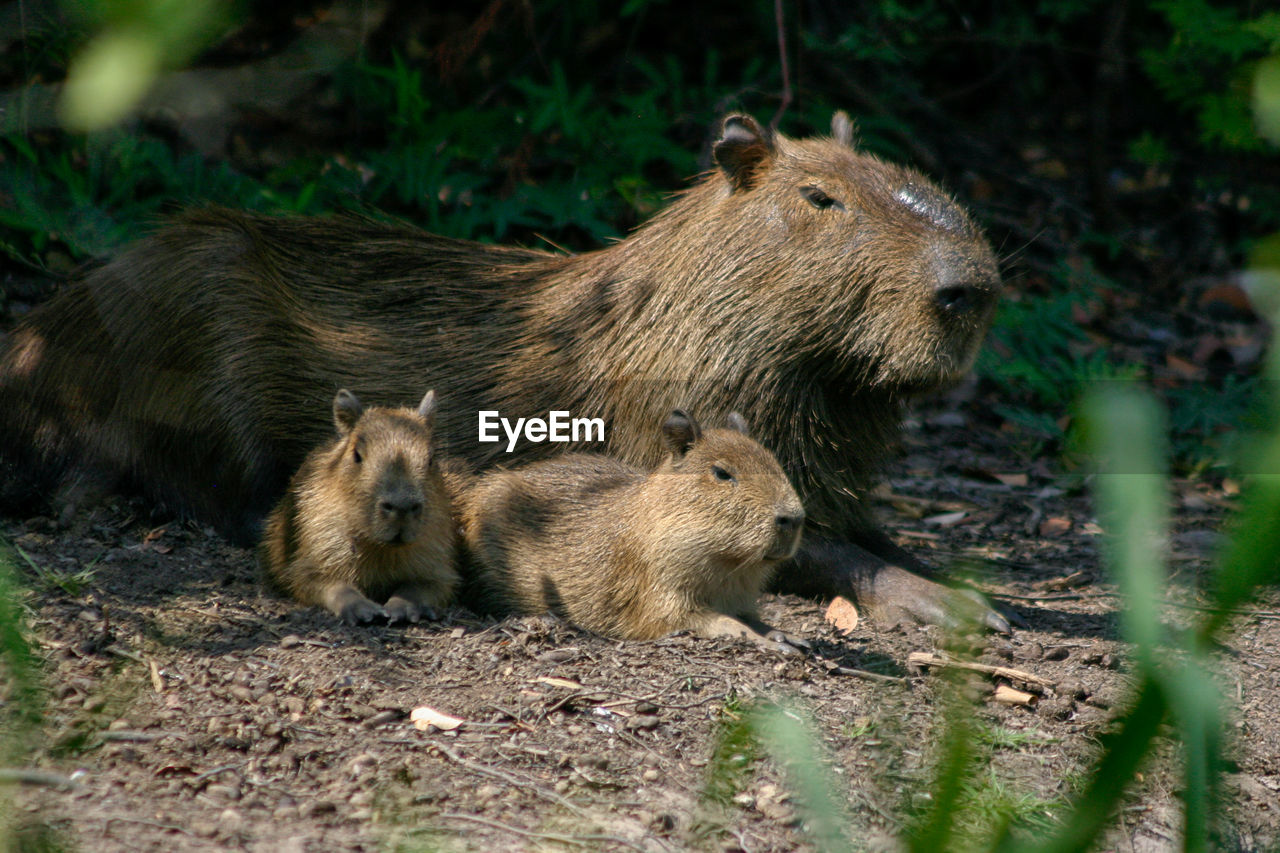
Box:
xmin=260 ymin=389 xmax=458 ymax=624
xmin=458 ymin=410 xmax=804 ymax=649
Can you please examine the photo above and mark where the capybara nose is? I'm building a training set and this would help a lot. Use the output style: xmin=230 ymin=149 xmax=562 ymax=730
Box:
xmin=380 ymin=496 xmax=423 ymax=518
xmin=775 ymin=512 xmax=803 ymax=532
xmin=935 ymin=279 xmax=993 ymax=313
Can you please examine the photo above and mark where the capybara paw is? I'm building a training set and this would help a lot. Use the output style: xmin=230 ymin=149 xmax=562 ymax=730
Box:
xmin=765 ymin=629 xmax=812 ymax=654
xmin=337 ymin=598 xmax=387 ymax=625
xmin=385 ymin=596 xmax=438 ymax=624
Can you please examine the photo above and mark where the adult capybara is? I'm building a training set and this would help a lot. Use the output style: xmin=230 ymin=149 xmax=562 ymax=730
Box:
xmin=260 ymin=389 xmax=458 ymax=624
xmin=0 ymin=112 xmax=1005 ymax=630
xmin=459 ymin=409 xmax=805 ymax=649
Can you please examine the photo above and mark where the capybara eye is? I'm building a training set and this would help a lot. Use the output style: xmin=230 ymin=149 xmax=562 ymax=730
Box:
xmin=711 ymin=465 xmax=735 ymax=482
xmin=800 ymin=185 xmax=842 ymax=211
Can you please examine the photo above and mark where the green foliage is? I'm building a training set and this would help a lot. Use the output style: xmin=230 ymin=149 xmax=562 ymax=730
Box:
xmin=746 ymin=701 xmax=854 ymax=853
xmin=0 ymin=542 xmax=47 ymax=848
xmin=977 ymin=277 xmax=1141 ymax=452
xmin=702 ymin=697 xmax=759 ymax=807
xmin=59 ymin=0 xmax=231 ymax=130
xmin=1141 ymin=1 xmax=1280 ymax=150
xmin=12 ymin=545 xmax=97 ymax=598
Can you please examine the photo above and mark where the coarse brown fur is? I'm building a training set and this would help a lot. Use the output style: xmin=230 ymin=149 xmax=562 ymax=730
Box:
xmin=458 ymin=410 xmax=804 ymax=644
xmin=0 ymin=113 xmax=1003 ymax=627
xmin=259 ymin=389 xmax=458 ymax=624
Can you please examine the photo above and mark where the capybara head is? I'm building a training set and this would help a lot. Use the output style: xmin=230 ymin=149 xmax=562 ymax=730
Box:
xmin=651 ymin=409 xmax=804 ymax=564
xmin=637 ymin=112 xmax=1000 ymax=394
xmin=328 ymin=388 xmax=441 ymax=546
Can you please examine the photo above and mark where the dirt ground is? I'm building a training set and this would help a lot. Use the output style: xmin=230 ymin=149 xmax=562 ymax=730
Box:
xmin=3 ymin=407 xmax=1279 ymax=853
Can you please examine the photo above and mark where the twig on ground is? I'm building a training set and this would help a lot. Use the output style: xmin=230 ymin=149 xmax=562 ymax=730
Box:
xmin=430 ymin=743 xmax=586 ymax=817
xmin=191 ymin=763 xmax=242 ymax=784
xmin=104 ymin=816 xmax=193 ymax=836
xmin=822 ymin=663 xmax=908 ymax=684
xmin=432 ymin=812 xmax=653 ymax=852
xmin=0 ymin=768 xmax=82 ymax=790
xmin=100 ymin=730 xmax=169 ymax=743
xmin=908 ymin=651 xmax=1056 ymax=690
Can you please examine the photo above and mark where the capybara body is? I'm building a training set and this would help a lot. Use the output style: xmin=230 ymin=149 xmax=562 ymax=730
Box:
xmin=260 ymin=389 xmax=458 ymax=624
xmin=0 ymin=113 xmax=1002 ymax=625
xmin=459 ymin=410 xmax=804 ymax=643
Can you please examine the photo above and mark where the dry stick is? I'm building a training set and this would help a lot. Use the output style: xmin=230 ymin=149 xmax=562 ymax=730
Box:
xmin=992 ymin=591 xmax=1113 ymax=602
xmin=907 ymin=651 xmax=1056 ymax=690
xmin=996 ymin=589 xmax=1280 ymax=621
xmin=769 ymin=0 xmax=792 ymax=130
xmin=432 ymin=812 xmax=654 ymax=852
xmin=191 ymin=763 xmax=242 ymax=784
xmin=823 ymin=663 xmax=907 ymax=685
xmin=104 ymin=816 xmax=194 ymax=836
xmin=0 ymin=768 xmax=82 ymax=790
xmin=100 ymin=730 xmax=168 ymax=743
xmin=430 ymin=743 xmax=586 ymax=818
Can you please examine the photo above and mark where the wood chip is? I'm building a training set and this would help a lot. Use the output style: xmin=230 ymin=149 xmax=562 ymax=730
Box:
xmin=534 ymin=676 xmax=585 ymax=690
xmin=993 ymin=684 xmax=1037 ymax=706
xmin=1038 ymin=516 xmax=1072 ymax=537
xmin=824 ymin=596 xmax=859 ymax=634
xmin=410 ymin=706 xmax=464 ymax=732
xmin=149 ymin=659 xmax=164 ymax=694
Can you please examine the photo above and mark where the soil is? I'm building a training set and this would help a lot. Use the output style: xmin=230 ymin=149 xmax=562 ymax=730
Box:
xmin=3 ymin=407 xmax=1279 ymax=853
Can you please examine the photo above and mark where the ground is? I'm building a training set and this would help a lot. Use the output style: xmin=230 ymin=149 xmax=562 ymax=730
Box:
xmin=3 ymin=409 xmax=1279 ymax=852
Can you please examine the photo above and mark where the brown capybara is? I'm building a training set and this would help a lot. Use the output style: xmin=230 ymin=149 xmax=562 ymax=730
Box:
xmin=458 ymin=409 xmax=805 ymax=649
xmin=260 ymin=389 xmax=458 ymax=624
xmin=0 ymin=112 xmax=1006 ymax=631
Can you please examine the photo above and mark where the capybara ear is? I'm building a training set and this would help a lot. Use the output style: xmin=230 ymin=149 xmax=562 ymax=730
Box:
xmin=416 ymin=389 xmax=437 ymax=428
xmin=725 ymin=412 xmax=750 ymax=435
xmin=713 ymin=115 xmax=774 ymax=191
xmin=831 ymin=110 xmax=856 ymax=148
xmin=662 ymin=409 xmax=703 ymax=458
xmin=333 ymin=389 xmax=363 ymax=435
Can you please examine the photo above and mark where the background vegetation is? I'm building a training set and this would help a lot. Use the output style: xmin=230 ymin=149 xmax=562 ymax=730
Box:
xmin=3 ymin=0 xmax=1278 ymax=472
xmin=2 ymin=0 xmax=1279 ymax=850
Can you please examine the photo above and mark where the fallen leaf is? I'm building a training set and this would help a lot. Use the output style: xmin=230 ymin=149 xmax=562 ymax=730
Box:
xmin=410 ymin=706 xmax=464 ymax=732
xmin=534 ymin=676 xmax=585 ymax=690
xmin=1038 ymin=517 xmax=1072 ymax=537
xmin=824 ymin=596 xmax=859 ymax=634
xmin=1198 ymin=281 xmax=1255 ymax=316
xmin=924 ymin=510 xmax=967 ymax=527
xmin=1164 ymin=353 xmax=1204 ymax=380
xmin=994 ymin=472 xmax=1029 ymax=487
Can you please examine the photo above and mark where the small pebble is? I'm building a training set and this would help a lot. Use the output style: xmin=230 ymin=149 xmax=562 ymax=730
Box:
xmin=217 ymin=808 xmax=243 ymax=836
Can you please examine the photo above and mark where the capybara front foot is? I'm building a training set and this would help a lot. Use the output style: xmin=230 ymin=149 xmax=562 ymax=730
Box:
xmin=694 ymin=613 xmax=808 ymax=656
xmin=384 ymin=586 xmax=444 ymax=624
xmin=323 ymin=583 xmax=388 ymax=625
